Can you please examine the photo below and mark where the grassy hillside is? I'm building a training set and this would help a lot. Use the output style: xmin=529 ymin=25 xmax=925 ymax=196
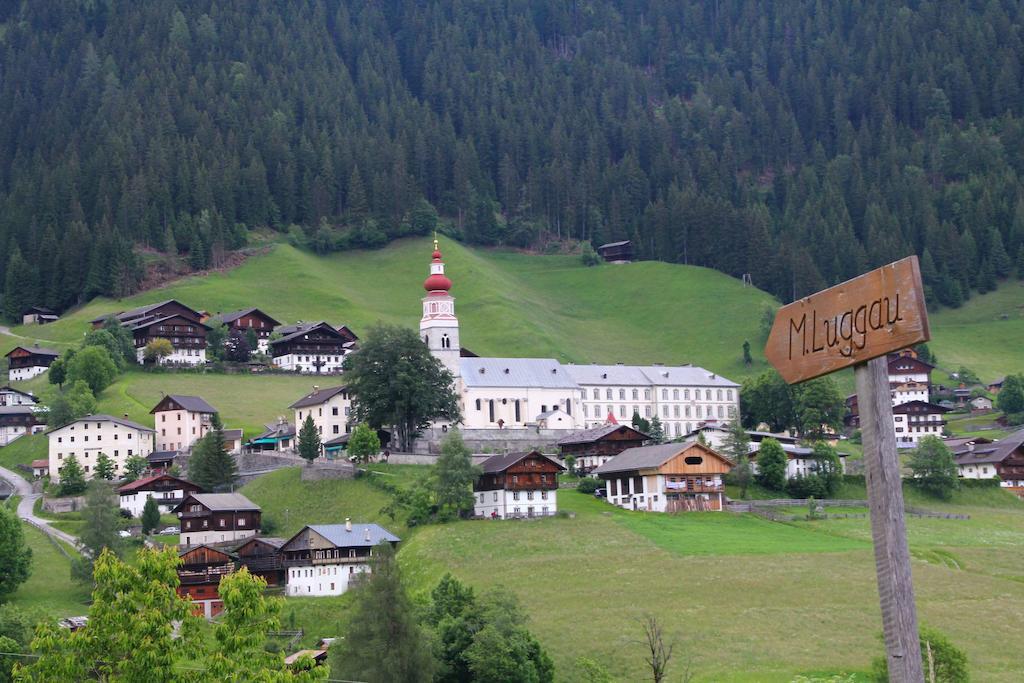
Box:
xmin=402 ymin=490 xmax=1024 ymax=682
xmin=2 ymin=238 xmax=1021 ymax=437
xmin=928 ymin=280 xmax=1024 ymax=382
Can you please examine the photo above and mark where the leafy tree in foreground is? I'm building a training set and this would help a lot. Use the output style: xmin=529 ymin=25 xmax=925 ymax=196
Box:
xmin=347 ymin=423 xmax=380 ymax=463
xmin=464 ymin=589 xmax=555 ymax=683
xmin=908 ymin=436 xmax=959 ymax=500
xmin=143 ymin=338 xmax=174 ymax=365
xmin=755 ymin=438 xmax=788 ymax=492
xmin=343 ymin=324 xmax=460 ymax=452
xmin=297 ymin=414 xmax=321 ymax=464
xmin=81 ymin=329 xmax=127 ymax=372
xmin=122 ymin=454 xmax=149 ymax=483
xmin=93 ymin=453 xmax=115 ymax=481
xmin=141 ymin=496 xmax=161 ymax=535
xmin=811 ymin=442 xmax=843 ymax=497
xmin=433 ymin=430 xmax=481 ymax=520
xmin=65 ymin=345 xmax=118 ymax=396
xmin=0 ymin=505 xmax=32 ymax=601
xmin=73 ymin=479 xmax=123 ymax=583
xmin=330 ymin=542 xmax=436 ymax=683
xmin=56 ymin=455 xmax=86 ymax=497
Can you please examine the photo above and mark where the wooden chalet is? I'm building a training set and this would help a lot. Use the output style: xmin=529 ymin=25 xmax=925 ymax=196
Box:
xmin=233 ymin=536 xmax=287 ymax=586
xmin=557 ymin=424 xmax=649 ymax=473
xmin=129 ymin=314 xmax=210 ymax=359
xmin=594 ymin=441 xmax=733 ymax=512
xmin=177 ymin=545 xmax=236 ymax=619
xmin=117 ymin=473 xmax=203 ymax=516
xmin=215 ymin=308 xmax=281 ymax=347
xmin=269 ymin=321 xmax=355 ymax=373
xmin=951 ymin=428 xmax=1024 ymax=498
xmin=5 ymin=345 xmax=59 ymax=381
xmin=892 ymin=400 xmax=949 ymax=446
xmin=473 ymin=450 xmax=565 ymax=519
xmin=22 ymin=306 xmax=59 ymax=325
xmin=173 ymin=493 xmax=261 ymax=546
xmin=0 ymin=405 xmax=43 ymax=446
xmin=91 ymin=299 xmax=203 ymax=329
xmin=0 ymin=385 xmax=38 ymax=406
xmin=281 ymin=522 xmax=400 ymax=596
xmin=596 ymin=240 xmax=633 ymax=262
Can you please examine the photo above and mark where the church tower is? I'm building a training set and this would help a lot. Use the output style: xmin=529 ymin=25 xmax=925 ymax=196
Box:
xmin=421 ymin=239 xmax=461 ymax=379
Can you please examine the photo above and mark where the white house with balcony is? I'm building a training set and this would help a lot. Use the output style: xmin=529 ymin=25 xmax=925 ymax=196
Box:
xmin=281 ymin=521 xmax=400 ymax=597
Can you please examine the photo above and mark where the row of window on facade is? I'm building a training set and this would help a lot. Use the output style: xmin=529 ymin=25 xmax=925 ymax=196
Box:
xmin=56 ymin=432 xmax=135 ymax=444
xmin=584 ymin=403 xmax=735 ymax=420
xmin=478 ymin=490 xmax=549 ymax=503
xmin=55 ymin=450 xmax=134 ymax=460
xmin=590 ymin=387 xmax=734 ymax=402
xmin=297 ymin=406 xmax=350 ymax=420
xmin=293 ymin=355 xmax=344 ymax=362
xmin=183 ymin=517 xmax=248 ymax=529
xmin=290 ymin=566 xmax=358 ymax=578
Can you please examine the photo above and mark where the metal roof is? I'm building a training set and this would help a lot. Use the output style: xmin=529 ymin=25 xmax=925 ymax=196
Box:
xmin=556 ymin=423 xmax=648 ymax=445
xmin=217 ymin=308 xmax=281 ymax=326
xmin=954 ymin=428 xmax=1024 ymax=466
xmin=289 ymin=385 xmax=348 ymax=409
xmin=460 ymin=357 xmax=580 ymax=389
xmin=563 ymin=363 xmax=739 ymax=388
xmin=593 ymin=442 xmax=691 ymax=474
xmin=46 ymin=414 xmax=155 ymax=434
xmin=479 ymin=451 xmax=566 ymax=474
xmin=184 ymin=492 xmax=260 ymax=512
xmin=151 ymin=394 xmax=216 ymax=414
xmin=5 ymin=345 xmax=60 ymax=358
xmin=307 ymin=523 xmax=400 ymax=548
xmin=562 ymin=364 xmax=651 ymax=386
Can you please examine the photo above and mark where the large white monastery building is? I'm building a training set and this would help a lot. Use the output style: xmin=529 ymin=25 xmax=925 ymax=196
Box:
xmin=418 ymin=242 xmax=739 ymax=433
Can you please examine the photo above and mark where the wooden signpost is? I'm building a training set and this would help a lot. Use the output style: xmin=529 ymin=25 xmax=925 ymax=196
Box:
xmin=765 ymin=256 xmax=929 ymax=683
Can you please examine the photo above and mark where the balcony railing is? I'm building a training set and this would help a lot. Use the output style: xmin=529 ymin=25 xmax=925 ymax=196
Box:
xmin=178 ymin=565 xmax=233 ymax=585
xmin=281 ymin=555 xmax=370 ymax=567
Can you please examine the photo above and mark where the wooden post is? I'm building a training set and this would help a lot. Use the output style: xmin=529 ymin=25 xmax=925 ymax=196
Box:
xmin=855 ymin=356 xmax=924 ymax=683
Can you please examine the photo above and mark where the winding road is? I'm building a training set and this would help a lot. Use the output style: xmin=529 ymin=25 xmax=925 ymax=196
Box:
xmin=0 ymin=464 xmax=81 ymax=549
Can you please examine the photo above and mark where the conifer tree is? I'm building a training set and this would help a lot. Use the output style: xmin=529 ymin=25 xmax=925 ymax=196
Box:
xmin=297 ymin=414 xmax=321 ymax=463
xmin=648 ymin=416 xmax=665 ymax=444
xmin=141 ymin=496 xmax=161 ymax=535
xmin=433 ymin=429 xmax=481 ymax=520
xmin=94 ymin=453 xmax=116 ymax=481
xmin=57 ymin=455 xmax=87 ymax=496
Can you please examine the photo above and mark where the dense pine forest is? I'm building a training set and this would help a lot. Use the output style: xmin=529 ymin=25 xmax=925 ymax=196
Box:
xmin=2 ymin=0 xmax=1024 ymax=318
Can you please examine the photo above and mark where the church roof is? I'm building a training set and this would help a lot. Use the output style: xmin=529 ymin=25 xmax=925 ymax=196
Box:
xmin=459 ymin=357 xmax=580 ymax=389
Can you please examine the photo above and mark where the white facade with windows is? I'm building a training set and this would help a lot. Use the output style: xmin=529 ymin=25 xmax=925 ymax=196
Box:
xmin=135 ymin=346 xmax=206 ymax=366
xmin=473 ymin=488 xmax=558 ymax=519
xmin=0 ymin=386 xmax=38 ymax=407
xmin=565 ymin=364 xmax=740 ymax=438
xmin=286 ymin=562 xmax=370 ymax=597
xmin=48 ymin=415 xmax=155 ymax=483
xmin=272 ymin=352 xmax=345 ymax=374
xmin=290 ymin=386 xmax=352 ymax=446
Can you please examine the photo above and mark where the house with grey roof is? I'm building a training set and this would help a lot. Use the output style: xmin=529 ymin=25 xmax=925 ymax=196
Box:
xmin=5 ymin=344 xmax=60 ymax=382
xmin=950 ymin=428 xmax=1024 ymax=494
xmin=173 ymin=492 xmax=262 ymax=546
xmin=289 ymin=385 xmax=352 ymax=452
xmin=473 ymin=451 xmax=565 ymax=519
xmin=47 ymin=414 xmax=155 ymax=483
xmin=281 ymin=519 xmax=400 ymax=596
xmin=151 ymin=394 xmax=218 ymax=452
xmin=594 ymin=441 xmax=733 ymax=512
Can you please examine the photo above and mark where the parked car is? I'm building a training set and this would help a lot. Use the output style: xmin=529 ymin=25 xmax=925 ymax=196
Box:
xmin=593 ymin=488 xmax=606 ymax=498
xmin=117 ymin=529 xmax=133 ymax=538
xmin=159 ymin=526 xmax=179 ymax=535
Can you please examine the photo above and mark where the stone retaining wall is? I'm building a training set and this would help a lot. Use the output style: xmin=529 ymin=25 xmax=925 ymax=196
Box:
xmin=413 ymin=427 xmax=565 ymax=455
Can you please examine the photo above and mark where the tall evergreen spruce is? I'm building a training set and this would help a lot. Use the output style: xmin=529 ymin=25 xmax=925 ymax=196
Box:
xmin=330 ymin=543 xmax=436 ymax=683
xmin=297 ymin=414 xmax=321 ymax=463
xmin=74 ymin=479 xmax=123 ymax=582
xmin=141 ymin=496 xmax=161 ymax=535
xmin=188 ymin=413 xmax=237 ymax=492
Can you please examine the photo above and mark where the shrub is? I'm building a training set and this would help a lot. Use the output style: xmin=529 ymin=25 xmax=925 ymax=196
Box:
xmin=870 ymin=625 xmax=968 ymax=682
xmin=786 ymin=474 xmax=826 ymax=498
xmin=576 ymin=478 xmax=600 ymax=494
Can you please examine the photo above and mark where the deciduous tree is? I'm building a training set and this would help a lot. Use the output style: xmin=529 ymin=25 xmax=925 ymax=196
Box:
xmin=343 ymin=324 xmax=460 ymax=452
xmin=56 ymin=455 xmax=87 ymax=497
xmin=143 ymin=338 xmax=174 ymax=365
xmin=996 ymin=373 xmax=1024 ymax=415
xmin=908 ymin=436 xmax=959 ymax=499
xmin=755 ymin=438 xmax=788 ymax=491
xmin=66 ymin=346 xmax=118 ymax=396
xmin=433 ymin=430 xmax=481 ymax=520
xmin=347 ymin=423 xmax=380 ymax=463
xmin=122 ymin=455 xmax=148 ymax=483
xmin=0 ymin=505 xmax=31 ymax=601
xmin=45 ymin=380 xmax=96 ymax=429
xmin=93 ymin=453 xmax=115 ymax=481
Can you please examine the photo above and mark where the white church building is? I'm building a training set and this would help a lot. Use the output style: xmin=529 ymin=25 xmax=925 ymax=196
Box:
xmin=418 ymin=242 xmax=739 ymax=433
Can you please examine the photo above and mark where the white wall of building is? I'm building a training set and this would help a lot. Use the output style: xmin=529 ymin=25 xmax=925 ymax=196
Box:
xmin=294 ymin=394 xmax=351 ymax=445
xmin=286 ymin=562 xmax=371 ymax=596
xmin=9 ymin=365 xmax=48 ymax=381
xmin=473 ymin=488 xmax=557 ymax=518
xmin=272 ymin=353 xmax=345 ymax=374
xmin=0 ymin=425 xmax=32 ymax=447
xmin=893 ymin=414 xmax=944 ymax=446
xmin=155 ymin=408 xmax=212 ymax=452
xmin=180 ymin=527 xmax=256 ymax=546
xmin=48 ymin=420 xmax=154 ymax=483
xmin=0 ymin=389 xmax=37 ymax=406
xmin=461 ymin=386 xmax=582 ymax=430
xmin=135 ymin=347 xmax=207 ymax=366
xmin=957 ymin=463 xmax=997 ymax=480
xmin=578 ymin=384 xmax=739 ymax=438
xmin=120 ymin=487 xmax=191 ymax=517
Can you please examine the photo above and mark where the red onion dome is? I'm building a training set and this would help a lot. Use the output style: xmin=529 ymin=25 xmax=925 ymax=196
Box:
xmin=424 ymin=273 xmax=452 ymax=292
xmin=432 ymin=249 xmax=442 ymax=259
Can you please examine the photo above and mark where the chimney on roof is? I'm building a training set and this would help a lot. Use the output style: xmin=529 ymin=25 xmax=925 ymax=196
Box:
xmin=313 ymin=385 xmax=319 ymax=394
xmin=504 ymin=368 xmax=509 ymax=374
xmin=710 ymin=373 xmax=716 ymax=379
xmin=364 ymin=526 xmax=371 ymax=542
xmin=345 ymin=518 xmax=352 ymax=532
xmin=968 ymin=443 xmax=974 ymax=453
